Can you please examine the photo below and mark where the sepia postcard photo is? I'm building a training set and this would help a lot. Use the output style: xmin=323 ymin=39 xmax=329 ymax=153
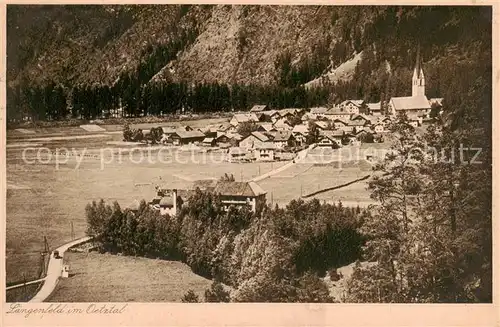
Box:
xmin=1 ymin=2 xmax=497 ymax=326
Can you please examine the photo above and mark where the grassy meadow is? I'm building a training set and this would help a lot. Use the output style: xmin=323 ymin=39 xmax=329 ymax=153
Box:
xmin=6 ymin=121 xmax=375 ymax=300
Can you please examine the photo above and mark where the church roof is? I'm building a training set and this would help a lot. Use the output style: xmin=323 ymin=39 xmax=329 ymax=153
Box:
xmin=390 ymin=96 xmax=431 ymax=111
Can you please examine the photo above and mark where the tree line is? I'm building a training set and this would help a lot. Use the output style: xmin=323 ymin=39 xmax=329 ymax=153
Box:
xmin=85 ymin=193 xmax=366 ymax=302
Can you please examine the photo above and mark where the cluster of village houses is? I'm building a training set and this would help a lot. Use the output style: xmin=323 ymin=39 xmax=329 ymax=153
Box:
xmin=157 ymin=54 xmax=442 ymax=164
xmin=141 ymin=53 xmax=443 ymax=215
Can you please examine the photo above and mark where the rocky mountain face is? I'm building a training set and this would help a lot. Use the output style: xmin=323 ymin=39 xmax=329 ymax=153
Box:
xmin=11 ymin=5 xmax=485 ymax=88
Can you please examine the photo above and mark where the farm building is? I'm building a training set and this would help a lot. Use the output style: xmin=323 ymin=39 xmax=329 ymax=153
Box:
xmin=239 ymin=131 xmax=270 ymax=149
xmin=170 ymin=130 xmax=206 ymax=145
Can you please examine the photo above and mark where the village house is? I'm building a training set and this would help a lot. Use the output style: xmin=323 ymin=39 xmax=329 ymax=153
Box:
xmin=228 ymin=147 xmax=252 ymax=162
xmin=367 ymin=102 xmax=382 ymax=115
xmin=170 ymin=130 xmax=206 ymax=145
xmin=324 ymin=109 xmax=352 ymax=121
xmin=318 ymin=130 xmax=344 ymax=148
xmin=274 ymin=118 xmax=293 ymax=131
xmin=153 ymin=180 xmax=267 ymax=215
xmin=332 ymin=118 xmax=349 ymax=129
xmin=260 ymin=110 xmax=280 ymax=123
xmin=256 ymin=123 xmax=277 ymax=133
xmin=348 ymin=119 xmax=369 ymax=130
xmin=254 ymin=143 xmax=275 ymax=161
xmin=292 ymin=124 xmax=309 ymax=146
xmin=309 ymin=107 xmax=329 ymax=115
xmin=356 ymin=128 xmax=376 ymax=142
xmin=213 ymin=181 xmax=267 ymax=212
xmin=314 ymin=121 xmax=330 ymax=131
xmin=250 ymin=104 xmax=269 ymax=112
xmin=202 ymin=137 xmax=216 ymax=147
xmin=339 ymin=100 xmax=364 ymax=114
xmin=239 ymin=131 xmax=270 ymax=149
xmin=230 ymin=113 xmax=259 ymax=126
xmin=272 ymin=131 xmax=296 ymax=149
xmin=372 ymin=123 xmax=385 ymax=133
xmin=301 ymin=112 xmax=318 ymax=122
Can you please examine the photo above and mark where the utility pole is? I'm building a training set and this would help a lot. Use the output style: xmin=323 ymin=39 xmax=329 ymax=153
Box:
xmin=240 ymin=168 xmax=243 ymax=182
xmin=71 ymin=221 xmax=74 ymax=240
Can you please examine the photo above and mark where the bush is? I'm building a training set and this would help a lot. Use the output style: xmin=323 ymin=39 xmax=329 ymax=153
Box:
xmin=204 ymin=281 xmax=230 ymax=302
xmin=181 ymin=290 xmax=200 ymax=303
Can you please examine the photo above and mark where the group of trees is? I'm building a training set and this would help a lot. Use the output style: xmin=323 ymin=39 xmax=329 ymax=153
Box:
xmin=346 ymin=112 xmax=491 ymax=302
xmin=85 ymin=192 xmax=366 ymax=302
xmin=7 ymin=80 xmax=332 ymax=122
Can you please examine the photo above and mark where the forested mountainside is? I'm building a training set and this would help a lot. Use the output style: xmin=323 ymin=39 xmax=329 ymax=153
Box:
xmin=6 ymin=5 xmax=491 ymax=121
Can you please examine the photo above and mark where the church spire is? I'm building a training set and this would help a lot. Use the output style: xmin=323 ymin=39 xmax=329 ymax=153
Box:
xmin=412 ymin=44 xmax=425 ymax=97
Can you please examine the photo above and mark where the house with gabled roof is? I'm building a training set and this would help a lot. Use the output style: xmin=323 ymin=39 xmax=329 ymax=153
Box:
xmin=230 ymin=113 xmax=259 ymax=126
xmin=257 ymin=123 xmax=277 ymax=133
xmin=318 ymin=130 xmax=344 ymax=148
xmin=239 ymin=131 xmax=270 ymax=149
xmin=213 ymin=181 xmax=267 ymax=212
xmin=271 ymin=131 xmax=296 ymax=149
xmin=170 ymin=130 xmax=206 ymax=145
xmin=153 ymin=179 xmax=266 ymax=215
xmin=324 ymin=109 xmax=352 ymax=121
xmin=339 ymin=100 xmax=364 ymax=114
xmin=274 ymin=119 xmax=292 ymax=131
xmin=292 ymin=124 xmax=309 ymax=145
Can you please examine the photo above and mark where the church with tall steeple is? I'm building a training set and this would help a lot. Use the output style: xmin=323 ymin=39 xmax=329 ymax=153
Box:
xmin=388 ymin=46 xmax=431 ymax=121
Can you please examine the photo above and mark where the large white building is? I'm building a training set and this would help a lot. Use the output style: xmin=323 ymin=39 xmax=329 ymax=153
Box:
xmin=388 ymin=48 xmax=431 ymax=118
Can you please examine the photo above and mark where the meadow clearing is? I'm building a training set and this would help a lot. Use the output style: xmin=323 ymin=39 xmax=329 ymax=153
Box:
xmin=46 ymin=252 xmax=213 ymax=302
xmin=5 ymin=120 xmax=376 ymax=300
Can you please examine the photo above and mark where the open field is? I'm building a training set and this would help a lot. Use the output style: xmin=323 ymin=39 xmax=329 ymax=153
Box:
xmin=6 ymin=117 xmax=230 ymax=139
xmin=259 ymin=164 xmax=374 ymax=207
xmin=6 ymin=282 xmax=44 ymax=303
xmin=46 ymin=252 xmax=212 ymax=302
xmin=6 ymin=121 xmax=375 ymax=288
